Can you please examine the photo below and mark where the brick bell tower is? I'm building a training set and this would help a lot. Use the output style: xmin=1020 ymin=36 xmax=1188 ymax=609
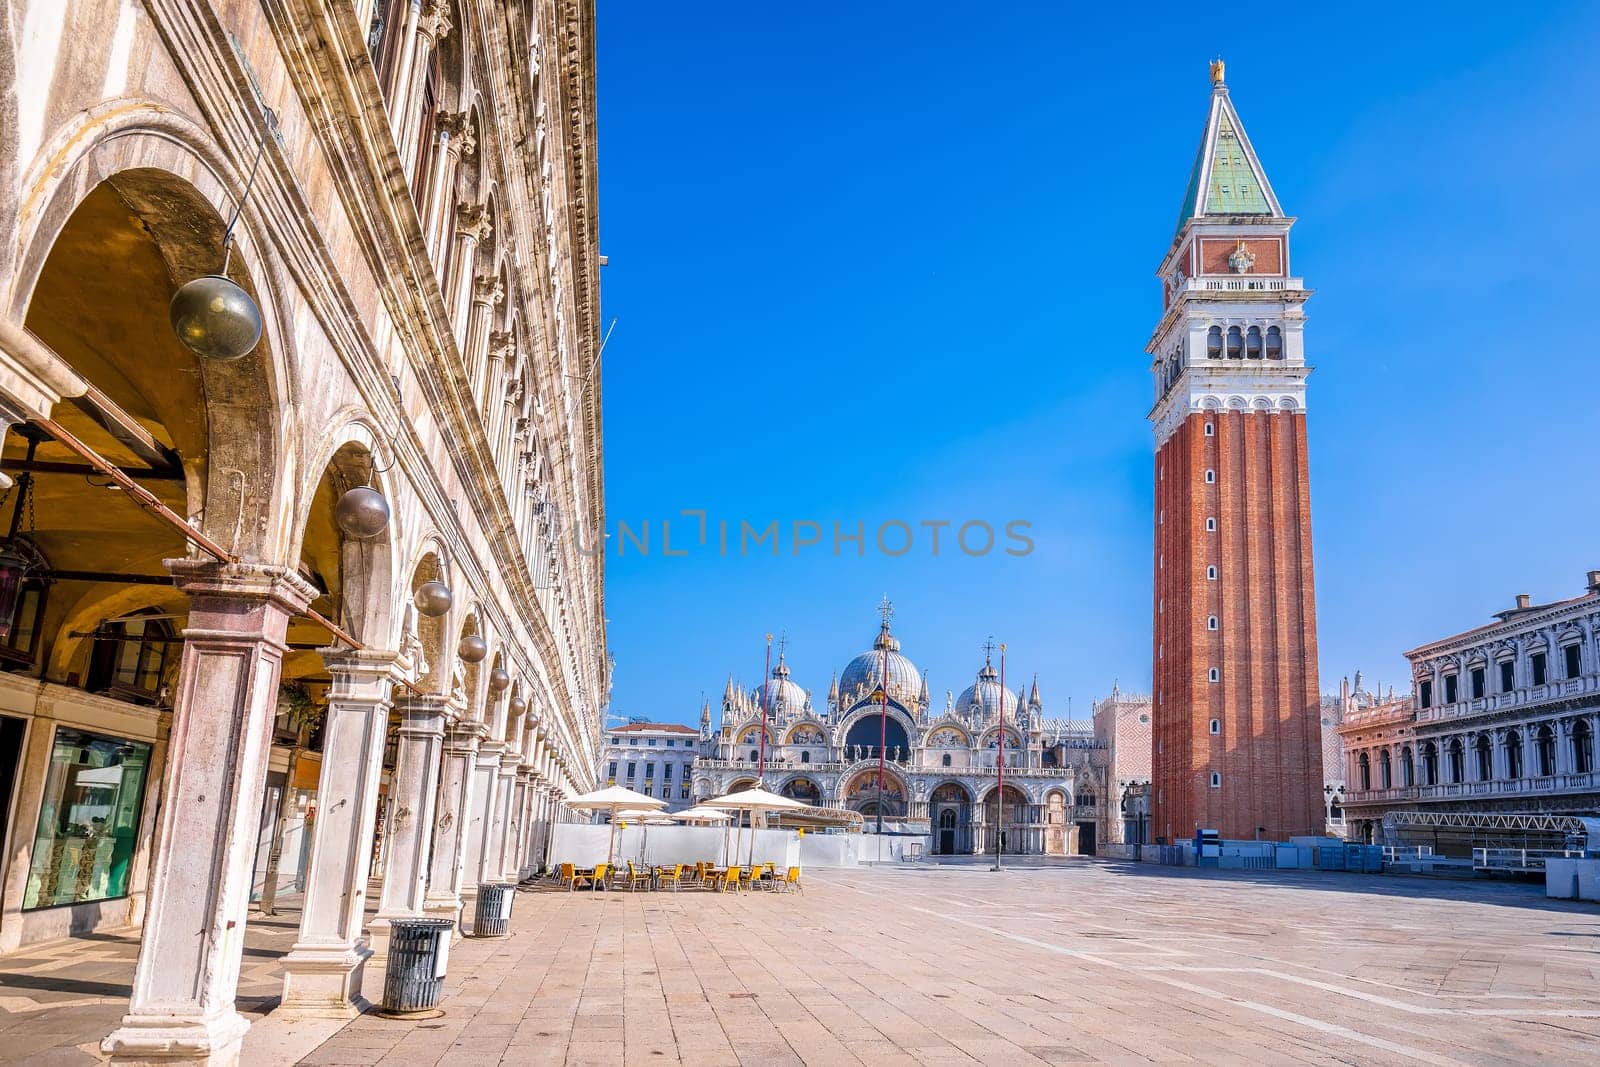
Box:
xmin=1148 ymin=60 xmax=1322 ymax=843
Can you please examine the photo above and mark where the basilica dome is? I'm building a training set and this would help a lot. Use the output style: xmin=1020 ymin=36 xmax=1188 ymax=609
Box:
xmin=954 ymin=661 xmax=1019 ymax=723
xmin=838 ymin=623 xmax=922 ymax=707
xmin=753 ymin=658 xmax=810 ymax=716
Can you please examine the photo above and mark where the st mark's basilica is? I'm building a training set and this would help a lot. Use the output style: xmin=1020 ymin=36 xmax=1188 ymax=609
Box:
xmin=689 ymin=605 xmax=1114 ymax=855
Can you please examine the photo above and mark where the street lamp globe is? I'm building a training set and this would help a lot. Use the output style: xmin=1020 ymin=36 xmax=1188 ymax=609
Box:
xmin=169 ymin=275 xmax=263 ymax=361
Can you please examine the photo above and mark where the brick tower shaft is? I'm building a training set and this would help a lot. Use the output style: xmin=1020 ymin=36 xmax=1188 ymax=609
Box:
xmin=1147 ymin=62 xmax=1323 ymax=842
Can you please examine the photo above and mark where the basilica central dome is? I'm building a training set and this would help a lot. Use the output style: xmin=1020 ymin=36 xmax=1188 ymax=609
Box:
xmin=754 ymin=656 xmax=810 ymax=716
xmin=837 ymin=621 xmax=922 ymax=708
xmin=954 ymin=659 xmax=1020 ymax=723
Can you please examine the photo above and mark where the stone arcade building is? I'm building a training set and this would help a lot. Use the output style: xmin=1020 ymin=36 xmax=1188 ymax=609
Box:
xmin=1340 ymin=573 xmax=1600 ymax=845
xmin=0 ymin=0 xmax=604 ymax=1062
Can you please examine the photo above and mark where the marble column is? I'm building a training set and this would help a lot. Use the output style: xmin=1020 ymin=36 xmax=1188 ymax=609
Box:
xmin=421 ymin=111 xmax=470 ymax=269
xmin=278 ymin=650 xmax=402 ymax=1018
xmin=464 ymin=740 xmax=503 ymax=886
xmin=423 ymin=718 xmax=481 ymax=926
xmin=491 ymin=750 xmax=519 ymax=880
xmin=369 ymin=693 xmax=449 ymax=958
xmin=465 ymin=279 xmax=502 ymax=407
xmin=505 ymin=769 xmax=529 ymax=879
xmin=103 ymin=562 xmax=314 ymax=1066
xmin=394 ymin=1 xmax=453 ymax=177
xmin=448 ymin=206 xmax=490 ymax=348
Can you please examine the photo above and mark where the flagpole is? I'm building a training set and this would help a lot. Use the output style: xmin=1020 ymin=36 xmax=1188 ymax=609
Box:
xmin=758 ymin=633 xmax=772 ymax=782
xmin=993 ymin=642 xmax=1006 ymax=871
xmin=877 ymin=630 xmax=889 ymax=837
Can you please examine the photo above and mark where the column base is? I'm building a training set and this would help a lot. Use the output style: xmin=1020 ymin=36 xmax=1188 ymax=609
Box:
xmin=103 ymin=1009 xmax=250 ymax=1066
xmin=421 ymin=895 xmax=462 ymax=934
xmin=276 ymin=944 xmax=373 ymax=1019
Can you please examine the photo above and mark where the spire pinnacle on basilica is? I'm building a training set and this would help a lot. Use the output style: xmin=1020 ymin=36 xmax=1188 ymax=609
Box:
xmin=1029 ymin=674 xmax=1042 ymax=709
xmin=1173 ymin=61 xmax=1282 ymax=238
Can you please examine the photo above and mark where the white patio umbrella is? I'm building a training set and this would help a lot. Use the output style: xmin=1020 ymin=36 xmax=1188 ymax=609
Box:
xmin=565 ymin=785 xmax=668 ymax=870
xmin=704 ymin=786 xmax=808 ymax=867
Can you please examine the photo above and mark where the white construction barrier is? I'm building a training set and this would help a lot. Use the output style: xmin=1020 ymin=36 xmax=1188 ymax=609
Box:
xmin=548 ymin=823 xmax=800 ymax=871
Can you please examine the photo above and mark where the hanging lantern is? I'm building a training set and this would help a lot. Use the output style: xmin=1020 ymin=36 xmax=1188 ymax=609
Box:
xmin=489 ymin=667 xmax=511 ymax=693
xmin=414 ymin=580 xmax=452 ymax=617
xmin=0 ymin=544 xmax=28 ymax=641
xmin=334 ymin=485 xmax=390 ymax=539
xmin=508 ymin=694 xmax=527 ymax=715
xmin=458 ymin=634 xmax=488 ymax=663
xmin=170 ymin=275 xmax=263 ymax=361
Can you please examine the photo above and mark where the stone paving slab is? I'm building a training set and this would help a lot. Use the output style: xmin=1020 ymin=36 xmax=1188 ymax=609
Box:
xmin=296 ymin=863 xmax=1600 ymax=1066
xmin=5 ymin=864 xmax=1599 ymax=1064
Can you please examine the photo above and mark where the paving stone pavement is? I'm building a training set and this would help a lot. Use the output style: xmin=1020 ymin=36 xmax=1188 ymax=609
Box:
xmin=306 ymin=862 xmax=1600 ymax=1066
xmin=4 ymin=863 xmax=1599 ymax=1065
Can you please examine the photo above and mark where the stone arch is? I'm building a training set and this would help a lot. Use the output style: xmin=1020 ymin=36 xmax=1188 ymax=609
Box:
xmin=842 ymin=767 xmax=906 ymax=816
xmin=837 ymin=704 xmax=917 ymax=754
xmin=404 ymin=540 xmax=453 ymax=693
xmin=11 ymin=111 xmax=293 ymax=563
xmin=292 ymin=415 xmax=400 ymax=648
xmin=776 ymin=774 xmax=822 ymax=805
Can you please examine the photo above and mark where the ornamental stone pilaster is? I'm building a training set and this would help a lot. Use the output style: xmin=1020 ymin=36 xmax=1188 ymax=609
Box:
xmin=279 ymin=649 xmax=405 ymax=1018
xmin=104 ymin=561 xmax=314 ymax=1066
xmin=370 ymin=692 xmax=450 ymax=961
xmin=423 ymin=715 xmax=482 ymax=927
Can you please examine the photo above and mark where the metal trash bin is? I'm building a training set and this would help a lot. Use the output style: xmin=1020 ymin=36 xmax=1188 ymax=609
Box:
xmin=471 ymin=882 xmax=515 ymax=937
xmin=380 ymin=917 xmax=453 ymax=1017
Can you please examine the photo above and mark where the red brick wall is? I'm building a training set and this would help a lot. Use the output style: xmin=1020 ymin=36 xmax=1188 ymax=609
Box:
xmin=1152 ymin=411 xmax=1322 ymax=842
xmin=1198 ymin=237 xmax=1284 ymax=276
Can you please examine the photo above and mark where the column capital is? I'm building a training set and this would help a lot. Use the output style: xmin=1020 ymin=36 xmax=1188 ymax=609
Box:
xmin=488 ymin=330 xmax=515 ymax=363
xmin=165 ymin=558 xmax=318 ymax=617
xmin=420 ymin=0 xmax=452 ymax=42
xmin=457 ymin=201 xmax=492 ymax=242
xmin=436 ymin=110 xmax=472 ymax=154
xmin=321 ymin=646 xmax=409 ymax=689
xmin=472 ymin=274 xmax=505 ymax=307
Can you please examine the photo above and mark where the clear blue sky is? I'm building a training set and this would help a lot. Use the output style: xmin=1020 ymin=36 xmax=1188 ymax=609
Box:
xmin=593 ymin=2 xmax=1600 ymax=727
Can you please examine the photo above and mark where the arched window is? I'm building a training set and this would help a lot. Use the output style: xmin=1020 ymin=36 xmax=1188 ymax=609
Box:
xmin=942 ymin=753 xmax=951 ymax=767
xmin=1535 ymin=724 xmax=1555 ymax=777
xmin=749 ymin=749 xmax=759 ymax=762
xmin=1420 ymin=742 xmax=1438 ymax=786
xmin=1225 ymin=326 xmax=1243 ymax=358
xmin=1447 ymin=738 xmax=1464 ymax=783
xmin=1245 ymin=325 xmax=1263 ymax=358
xmin=1400 ymin=746 xmax=1414 ymax=786
xmin=1329 ymin=799 xmax=1342 ymax=818
xmin=1505 ymin=729 xmax=1524 ymax=779
xmin=1378 ymin=749 xmax=1391 ymax=788
xmin=1209 ymin=718 xmax=1220 ymax=735
xmin=1574 ymin=720 xmax=1594 ymax=775
xmin=1265 ymin=325 xmax=1283 ymax=359
xmin=1206 ymin=325 xmax=1223 ymax=359
xmin=1358 ymin=751 xmax=1370 ymax=790
xmin=1475 ymin=734 xmax=1493 ymax=781
xmin=800 ymin=750 xmax=810 ymax=764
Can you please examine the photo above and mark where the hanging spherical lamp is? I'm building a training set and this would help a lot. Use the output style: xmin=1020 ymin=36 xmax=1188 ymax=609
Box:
xmin=414 ymin=581 xmax=452 ymax=618
xmin=508 ymin=694 xmax=527 ymax=715
xmin=170 ymin=275 xmax=263 ymax=361
xmin=334 ymin=485 xmax=390 ymax=539
xmin=458 ymin=634 xmax=488 ymax=663
xmin=489 ymin=668 xmax=511 ymax=693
